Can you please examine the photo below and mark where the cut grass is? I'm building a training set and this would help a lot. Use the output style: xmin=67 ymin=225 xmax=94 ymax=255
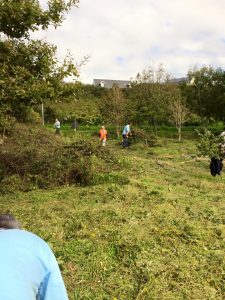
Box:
xmin=1 ymin=138 xmax=225 ymax=299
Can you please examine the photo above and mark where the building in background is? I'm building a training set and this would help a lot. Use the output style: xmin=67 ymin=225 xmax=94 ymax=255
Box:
xmin=93 ymin=77 xmax=187 ymax=88
xmin=169 ymin=77 xmax=187 ymax=84
xmin=93 ymin=79 xmax=131 ymax=89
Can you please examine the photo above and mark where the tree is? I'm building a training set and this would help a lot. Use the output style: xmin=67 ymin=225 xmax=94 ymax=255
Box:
xmin=196 ymin=128 xmax=224 ymax=159
xmin=100 ymin=85 xmax=128 ymax=138
xmin=0 ymin=0 xmax=79 ymax=38
xmin=181 ymin=66 xmax=225 ymax=120
xmin=0 ymin=104 xmax=15 ymax=140
xmin=0 ymin=0 xmax=79 ymax=129
xmin=168 ymin=86 xmax=190 ymax=142
xmin=130 ymin=64 xmax=172 ymax=130
xmin=0 ymin=39 xmax=78 ymax=118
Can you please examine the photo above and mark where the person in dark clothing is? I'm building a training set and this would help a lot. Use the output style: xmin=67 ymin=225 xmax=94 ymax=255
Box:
xmin=210 ymin=158 xmax=223 ymax=177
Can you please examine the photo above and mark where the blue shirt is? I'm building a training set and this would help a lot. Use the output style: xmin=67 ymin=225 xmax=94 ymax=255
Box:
xmin=122 ymin=124 xmax=130 ymax=135
xmin=0 ymin=229 xmax=68 ymax=300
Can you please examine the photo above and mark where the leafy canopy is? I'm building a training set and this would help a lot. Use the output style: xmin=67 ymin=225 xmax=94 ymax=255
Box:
xmin=181 ymin=66 xmax=225 ymax=120
xmin=0 ymin=0 xmax=79 ymax=38
xmin=0 ymin=0 xmax=80 ymax=125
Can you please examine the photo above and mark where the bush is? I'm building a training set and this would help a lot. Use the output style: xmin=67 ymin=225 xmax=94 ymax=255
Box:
xmin=25 ymin=109 xmax=42 ymax=124
xmin=185 ymin=114 xmax=200 ymax=126
xmin=195 ymin=128 xmax=224 ymax=159
xmin=130 ymin=127 xmax=157 ymax=147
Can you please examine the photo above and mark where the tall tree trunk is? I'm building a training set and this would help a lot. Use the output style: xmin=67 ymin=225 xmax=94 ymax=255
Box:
xmin=178 ymin=127 xmax=181 ymax=142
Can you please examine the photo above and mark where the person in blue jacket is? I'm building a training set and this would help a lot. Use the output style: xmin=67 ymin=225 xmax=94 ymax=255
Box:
xmin=122 ymin=123 xmax=132 ymax=148
xmin=0 ymin=213 xmax=68 ymax=300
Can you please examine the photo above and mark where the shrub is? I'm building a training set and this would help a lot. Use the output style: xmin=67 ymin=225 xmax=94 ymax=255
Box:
xmin=130 ymin=127 xmax=157 ymax=147
xmin=196 ymin=128 xmax=224 ymax=159
xmin=25 ymin=109 xmax=42 ymax=124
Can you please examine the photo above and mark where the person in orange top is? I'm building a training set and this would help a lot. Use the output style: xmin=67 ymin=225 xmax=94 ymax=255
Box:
xmin=99 ymin=125 xmax=108 ymax=146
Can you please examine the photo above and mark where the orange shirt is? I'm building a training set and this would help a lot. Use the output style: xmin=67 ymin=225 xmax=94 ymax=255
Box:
xmin=99 ymin=128 xmax=107 ymax=139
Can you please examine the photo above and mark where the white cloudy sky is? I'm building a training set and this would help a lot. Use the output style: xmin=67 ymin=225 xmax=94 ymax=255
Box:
xmin=34 ymin=0 xmax=225 ymax=83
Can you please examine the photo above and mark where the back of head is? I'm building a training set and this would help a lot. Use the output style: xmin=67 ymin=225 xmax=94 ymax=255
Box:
xmin=0 ymin=214 xmax=20 ymax=229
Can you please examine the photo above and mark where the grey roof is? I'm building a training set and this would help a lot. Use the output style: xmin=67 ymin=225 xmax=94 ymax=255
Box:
xmin=169 ymin=77 xmax=187 ymax=84
xmin=93 ymin=79 xmax=131 ymax=89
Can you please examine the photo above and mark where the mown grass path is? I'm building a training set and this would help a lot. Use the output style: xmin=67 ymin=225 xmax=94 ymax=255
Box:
xmin=1 ymin=138 xmax=225 ymax=299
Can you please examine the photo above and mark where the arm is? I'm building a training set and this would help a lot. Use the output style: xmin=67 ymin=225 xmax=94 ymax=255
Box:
xmin=37 ymin=247 xmax=68 ymax=300
xmin=128 ymin=125 xmax=132 ymax=136
xmin=38 ymin=269 xmax=68 ymax=300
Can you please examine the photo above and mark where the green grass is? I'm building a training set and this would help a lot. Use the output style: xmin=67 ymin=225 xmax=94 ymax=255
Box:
xmin=46 ymin=122 xmax=225 ymax=142
xmin=45 ymin=123 xmax=120 ymax=141
xmin=1 ymin=137 xmax=225 ymax=299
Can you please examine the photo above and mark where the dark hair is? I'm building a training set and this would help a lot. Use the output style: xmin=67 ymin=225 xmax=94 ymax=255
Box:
xmin=0 ymin=214 xmax=20 ymax=229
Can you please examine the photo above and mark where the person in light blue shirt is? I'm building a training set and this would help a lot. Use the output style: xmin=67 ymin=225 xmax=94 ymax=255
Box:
xmin=0 ymin=214 xmax=68 ymax=300
xmin=122 ymin=124 xmax=131 ymax=148
xmin=54 ymin=118 xmax=61 ymax=135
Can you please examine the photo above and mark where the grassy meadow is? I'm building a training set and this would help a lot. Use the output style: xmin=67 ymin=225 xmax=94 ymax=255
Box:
xmin=1 ymin=129 xmax=225 ymax=299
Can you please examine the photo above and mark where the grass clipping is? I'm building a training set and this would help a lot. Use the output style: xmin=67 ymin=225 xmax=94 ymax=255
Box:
xmin=0 ymin=124 xmax=126 ymax=192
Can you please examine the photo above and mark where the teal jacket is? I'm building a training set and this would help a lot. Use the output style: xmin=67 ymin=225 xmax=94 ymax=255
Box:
xmin=0 ymin=229 xmax=68 ymax=300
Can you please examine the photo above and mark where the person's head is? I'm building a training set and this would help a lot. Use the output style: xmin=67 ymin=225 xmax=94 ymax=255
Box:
xmin=0 ymin=213 xmax=20 ymax=229
xmin=102 ymin=125 xmax=105 ymax=129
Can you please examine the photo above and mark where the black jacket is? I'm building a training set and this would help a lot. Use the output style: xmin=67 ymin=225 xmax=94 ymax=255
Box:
xmin=210 ymin=158 xmax=223 ymax=177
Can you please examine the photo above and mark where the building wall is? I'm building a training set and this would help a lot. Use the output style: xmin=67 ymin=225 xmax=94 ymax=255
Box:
xmin=93 ymin=79 xmax=131 ymax=88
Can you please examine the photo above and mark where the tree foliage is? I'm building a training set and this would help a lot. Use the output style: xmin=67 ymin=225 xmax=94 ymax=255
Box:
xmin=196 ymin=128 xmax=224 ymax=159
xmin=168 ymin=85 xmax=190 ymax=142
xmin=0 ymin=0 xmax=79 ymax=38
xmin=0 ymin=104 xmax=15 ymax=138
xmin=0 ymin=39 xmax=78 ymax=119
xmin=100 ymin=85 xmax=128 ymax=137
xmin=181 ymin=66 xmax=225 ymax=120
xmin=0 ymin=0 xmax=79 ymax=129
xmin=130 ymin=64 xmax=178 ymax=129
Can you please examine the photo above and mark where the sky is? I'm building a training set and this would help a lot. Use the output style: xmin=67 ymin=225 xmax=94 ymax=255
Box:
xmin=34 ymin=0 xmax=225 ymax=84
